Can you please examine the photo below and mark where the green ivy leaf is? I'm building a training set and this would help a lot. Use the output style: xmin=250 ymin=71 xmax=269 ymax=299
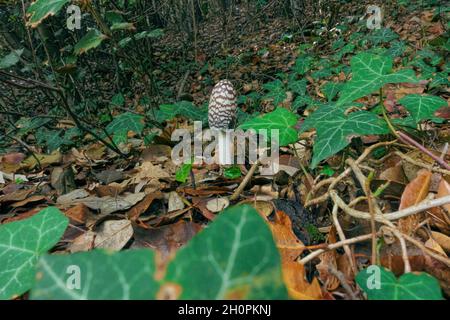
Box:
xmin=288 ymin=79 xmax=307 ymax=96
xmin=0 ymin=49 xmax=24 ymax=69
xmin=175 ymin=163 xmax=192 ymax=183
xmin=337 ymin=53 xmax=419 ymax=107
xmin=239 ymin=108 xmax=299 ymax=147
xmin=356 ymin=267 xmax=443 ymax=300
xmin=106 ymin=112 xmax=145 ymax=144
xmin=321 ymin=82 xmax=344 ymax=101
xmin=156 ymin=101 xmax=207 ymax=123
xmin=26 ymin=0 xmax=71 ymax=28
xmin=262 ymin=80 xmax=287 ymax=106
xmin=224 ymin=166 xmax=242 ymax=179
xmin=31 ymin=249 xmax=157 ymax=300
xmin=165 ymin=205 xmax=288 ymax=299
xmin=398 ymin=94 xmax=447 ymax=124
xmin=74 ymin=29 xmax=108 ymax=55
xmin=368 ymin=28 xmax=399 ymax=45
xmin=0 ymin=207 xmax=68 ymax=300
xmin=300 ymin=105 xmax=388 ymax=168
xmin=386 ymin=41 xmax=407 ymax=58
xmin=293 ymin=55 xmax=313 ymax=75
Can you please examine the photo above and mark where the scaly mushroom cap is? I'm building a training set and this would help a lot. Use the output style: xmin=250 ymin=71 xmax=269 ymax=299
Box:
xmin=208 ymin=80 xmax=237 ymax=130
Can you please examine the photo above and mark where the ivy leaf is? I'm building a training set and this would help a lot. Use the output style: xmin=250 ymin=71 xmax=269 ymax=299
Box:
xmin=386 ymin=41 xmax=407 ymax=58
xmin=356 ymin=267 xmax=443 ymax=300
xmin=239 ymin=108 xmax=299 ymax=146
xmin=31 ymin=249 xmax=157 ymax=300
xmin=300 ymin=105 xmax=388 ymax=168
xmin=106 ymin=112 xmax=145 ymax=144
xmin=165 ymin=205 xmax=288 ymax=299
xmin=321 ymin=82 xmax=344 ymax=101
xmin=0 ymin=49 xmax=24 ymax=69
xmin=293 ymin=55 xmax=313 ymax=75
xmin=156 ymin=101 xmax=207 ymax=123
xmin=337 ymin=53 xmax=419 ymax=107
xmin=288 ymin=79 xmax=307 ymax=96
xmin=175 ymin=163 xmax=192 ymax=183
xmin=74 ymin=29 xmax=108 ymax=55
xmin=368 ymin=28 xmax=399 ymax=45
xmin=26 ymin=0 xmax=71 ymax=28
xmin=262 ymin=80 xmax=287 ymax=106
xmin=223 ymin=166 xmax=242 ymax=179
xmin=0 ymin=207 xmax=68 ymax=300
xmin=398 ymin=94 xmax=447 ymax=124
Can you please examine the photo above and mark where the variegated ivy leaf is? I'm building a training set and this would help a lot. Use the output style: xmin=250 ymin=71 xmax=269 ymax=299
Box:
xmin=300 ymin=105 xmax=388 ymax=168
xmin=337 ymin=53 xmax=419 ymax=107
xmin=262 ymin=80 xmax=287 ymax=106
xmin=321 ymin=82 xmax=344 ymax=101
xmin=398 ymin=94 xmax=447 ymax=124
xmin=0 ymin=207 xmax=68 ymax=299
xmin=368 ymin=28 xmax=399 ymax=45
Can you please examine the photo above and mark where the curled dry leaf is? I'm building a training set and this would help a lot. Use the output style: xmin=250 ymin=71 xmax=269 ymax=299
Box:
xmin=398 ymin=169 xmax=432 ymax=234
xmin=429 ymin=178 xmax=450 ymax=234
xmin=266 ymin=210 xmax=322 ymax=299
xmin=430 ymin=231 xmax=450 ymax=254
xmin=206 ymin=197 xmax=229 ymax=213
xmin=127 ymin=192 xmax=163 ymax=221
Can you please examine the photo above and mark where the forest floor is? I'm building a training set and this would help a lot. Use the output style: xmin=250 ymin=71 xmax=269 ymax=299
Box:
xmin=0 ymin=1 xmax=449 ymax=300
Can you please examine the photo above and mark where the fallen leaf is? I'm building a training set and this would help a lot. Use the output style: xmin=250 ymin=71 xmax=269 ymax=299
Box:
xmin=63 ymin=203 xmax=90 ymax=224
xmin=21 ymin=150 xmax=62 ymax=169
xmin=168 ymin=192 xmax=185 ymax=212
xmin=127 ymin=192 xmax=163 ymax=221
xmin=398 ymin=169 xmax=432 ymax=234
xmin=10 ymin=195 xmax=47 ymax=208
xmin=206 ymin=197 xmax=229 ymax=213
xmin=94 ymin=219 xmax=133 ymax=250
xmin=75 ymin=192 xmax=146 ymax=214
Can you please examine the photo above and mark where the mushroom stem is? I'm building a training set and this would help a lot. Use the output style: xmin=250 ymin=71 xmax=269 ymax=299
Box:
xmin=217 ymin=130 xmax=233 ymax=165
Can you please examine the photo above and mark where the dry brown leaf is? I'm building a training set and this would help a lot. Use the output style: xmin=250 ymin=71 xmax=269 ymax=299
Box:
xmin=75 ymin=192 xmax=146 ymax=215
xmin=431 ymin=231 xmax=450 ymax=254
xmin=429 ymin=179 xmax=450 ymax=234
xmin=132 ymin=220 xmax=203 ymax=265
xmin=127 ymin=192 xmax=163 ymax=221
xmin=132 ymin=161 xmax=170 ymax=183
xmin=94 ymin=219 xmax=134 ymax=250
xmin=398 ymin=169 xmax=432 ymax=234
xmin=266 ymin=210 xmax=322 ymax=299
xmin=21 ymin=150 xmax=62 ymax=169
xmin=10 ymin=195 xmax=47 ymax=208
xmin=64 ymin=203 xmax=90 ymax=224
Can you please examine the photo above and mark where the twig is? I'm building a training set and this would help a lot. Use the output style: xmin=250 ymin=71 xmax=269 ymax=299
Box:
xmin=381 ymin=221 xmax=411 ymax=273
xmin=395 ymin=151 xmax=450 ymax=176
xmin=230 ymin=161 xmax=260 ymax=201
xmin=396 ymin=131 xmax=450 ymax=171
xmin=299 ymin=234 xmax=373 ymax=265
xmin=331 ymin=204 xmax=357 ymax=275
xmin=399 ymin=231 xmax=450 ymax=267
xmin=305 ymin=140 xmax=397 ymax=207
xmin=331 ymin=191 xmax=450 ymax=221
xmin=327 ymin=266 xmax=359 ymax=300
